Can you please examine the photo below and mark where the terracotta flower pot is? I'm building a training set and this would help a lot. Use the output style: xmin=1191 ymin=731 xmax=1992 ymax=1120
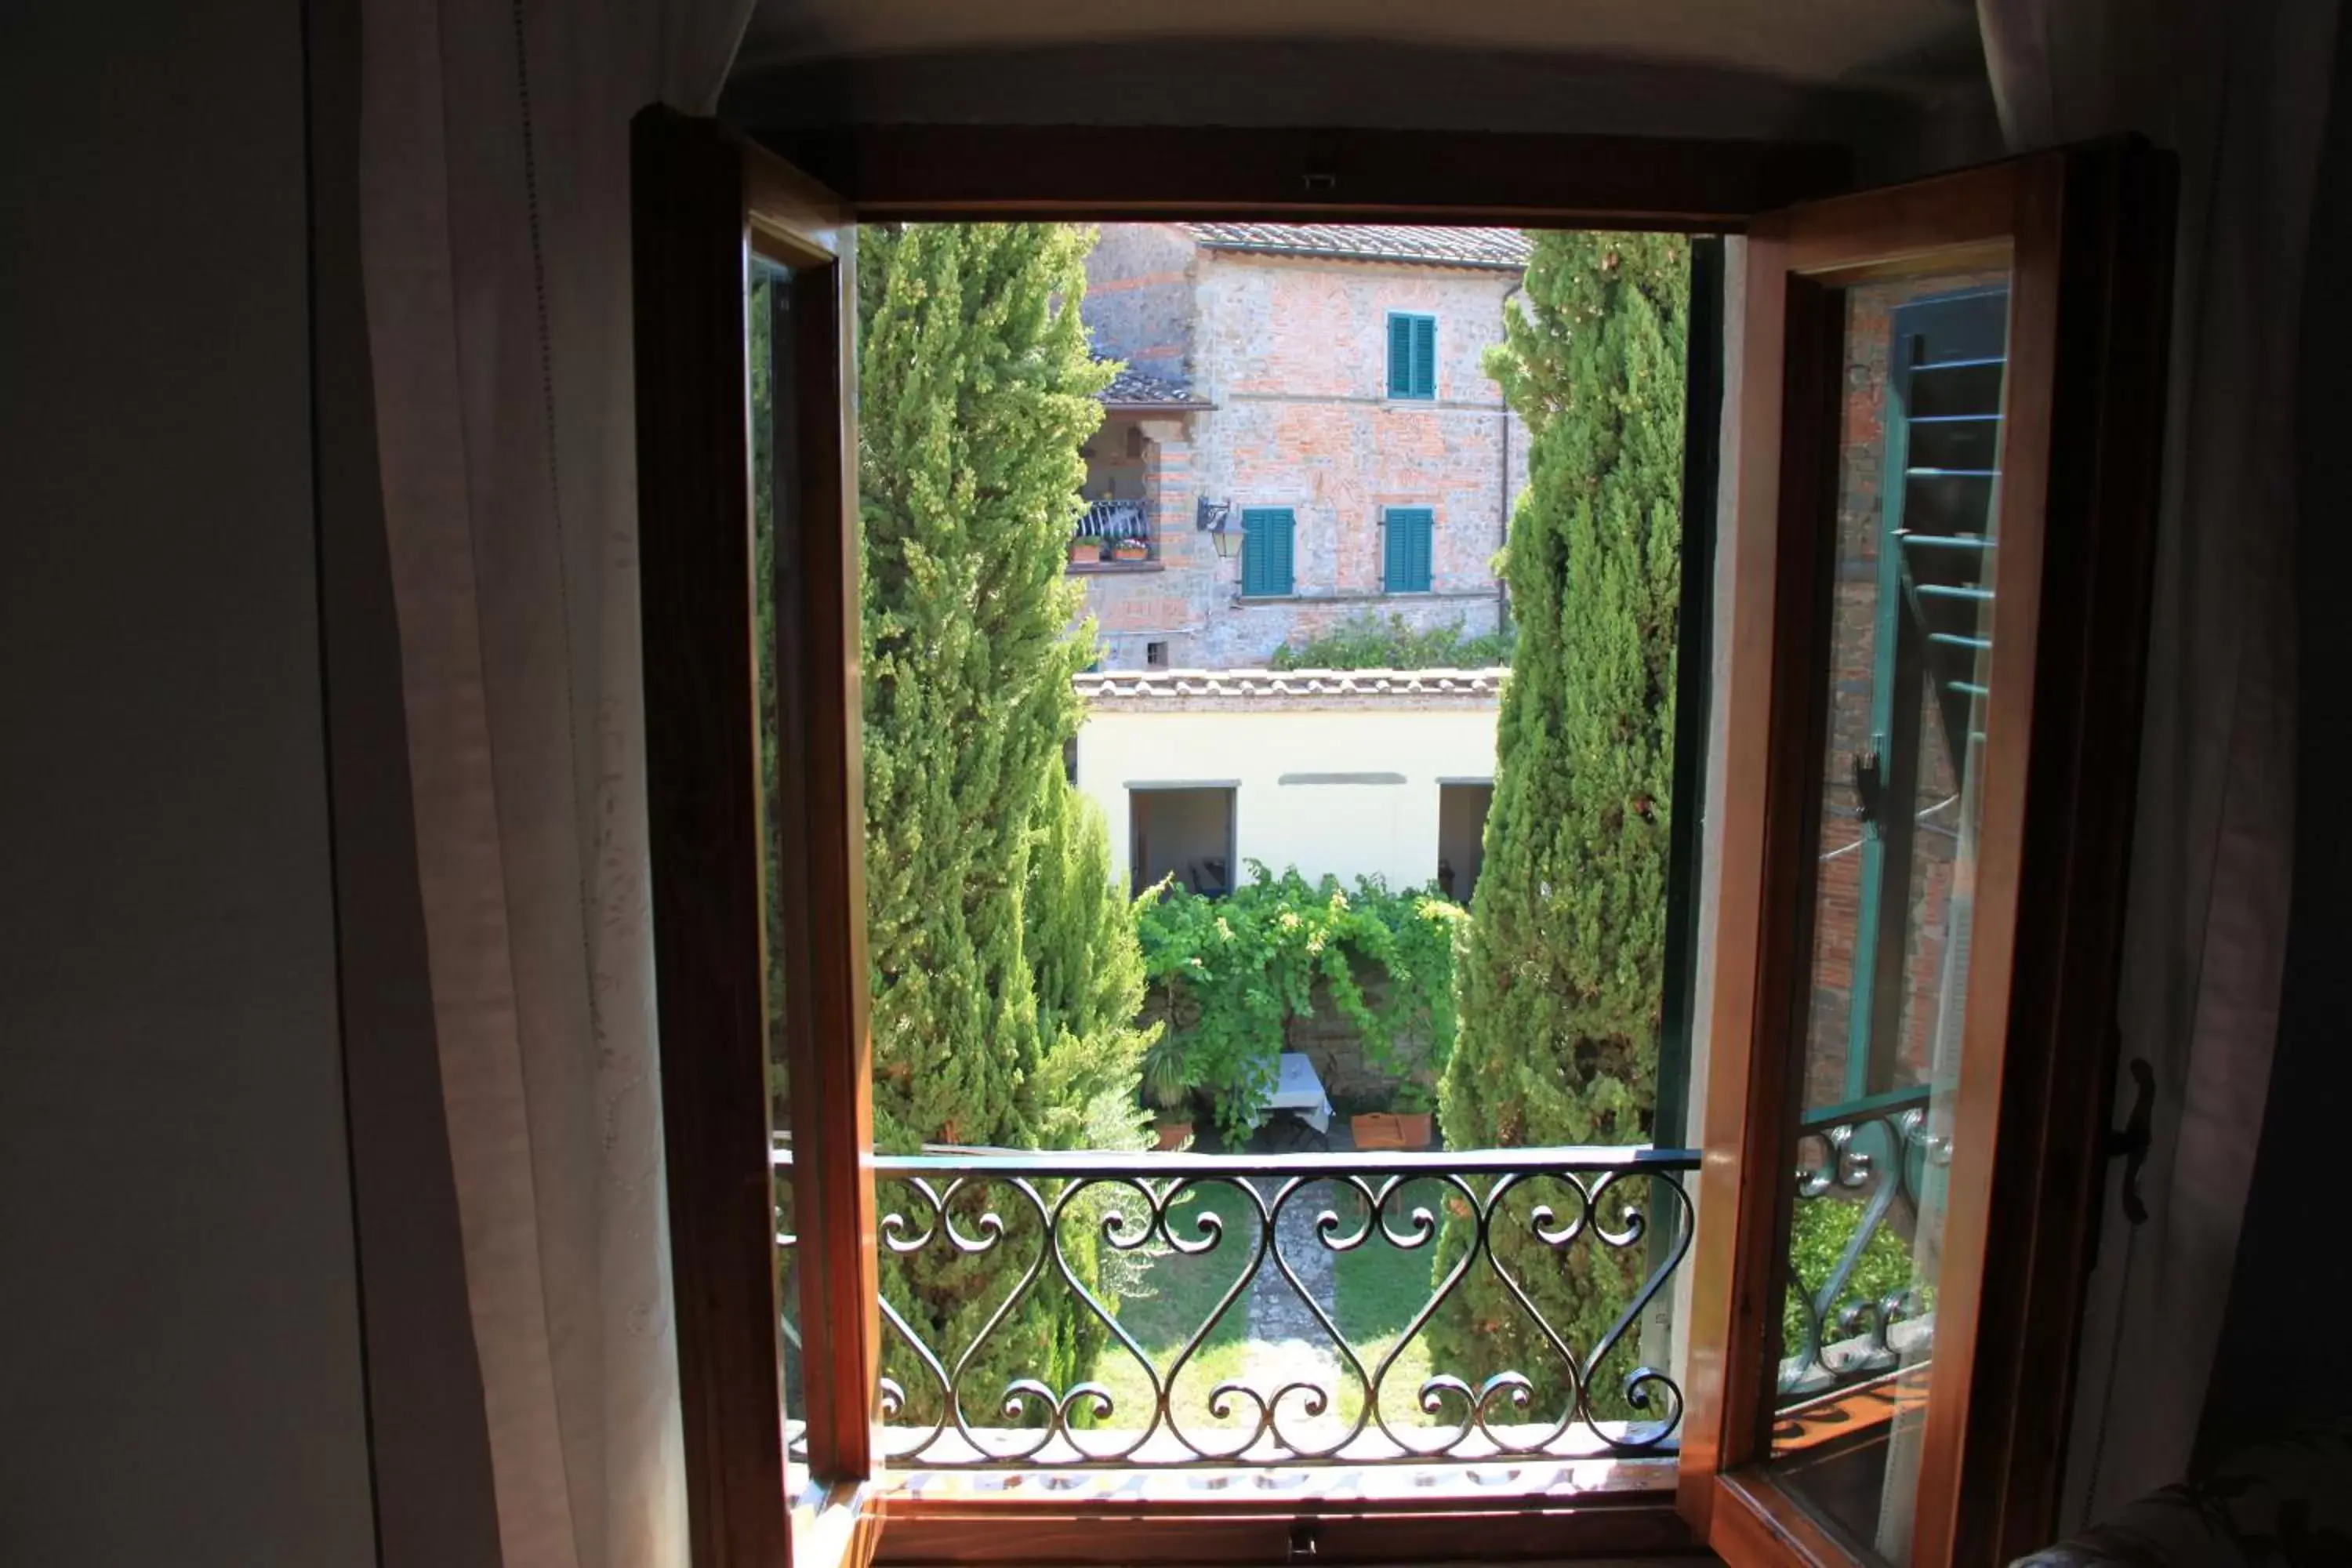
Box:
xmin=1069 ymin=540 xmax=1102 ymax=565
xmin=1153 ymin=1118 xmax=1193 ymax=1151
xmin=1112 ymin=542 xmax=1149 ymax=561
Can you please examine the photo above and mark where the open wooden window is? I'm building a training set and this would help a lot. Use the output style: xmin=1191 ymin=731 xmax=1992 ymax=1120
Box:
xmin=1675 ymin=148 xmax=2172 ymax=1568
xmin=634 ymin=111 xmax=879 ymax=1568
xmin=633 ymin=118 xmax=2170 ymax=1568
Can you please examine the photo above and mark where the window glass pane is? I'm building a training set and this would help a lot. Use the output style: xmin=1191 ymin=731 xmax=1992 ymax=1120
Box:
xmin=1764 ymin=274 xmax=2010 ymax=1563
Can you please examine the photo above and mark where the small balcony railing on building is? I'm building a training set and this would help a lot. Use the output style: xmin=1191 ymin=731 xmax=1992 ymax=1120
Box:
xmin=1074 ymin=498 xmax=1153 ymax=557
xmin=773 ymin=1094 xmax=1935 ymax=1475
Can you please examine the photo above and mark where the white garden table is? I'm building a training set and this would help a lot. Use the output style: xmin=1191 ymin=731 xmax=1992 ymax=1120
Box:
xmin=1264 ymin=1051 xmax=1335 ymax=1134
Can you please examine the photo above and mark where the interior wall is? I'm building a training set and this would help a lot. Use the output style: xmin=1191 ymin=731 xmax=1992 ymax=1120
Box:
xmin=0 ymin=4 xmax=377 ymax=1564
xmin=2194 ymin=2 xmax=2352 ymax=1469
xmin=720 ymin=37 xmax=2001 ymax=185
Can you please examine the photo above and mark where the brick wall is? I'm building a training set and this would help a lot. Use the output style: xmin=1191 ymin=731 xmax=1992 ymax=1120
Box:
xmin=1076 ymin=229 xmax=1528 ymax=670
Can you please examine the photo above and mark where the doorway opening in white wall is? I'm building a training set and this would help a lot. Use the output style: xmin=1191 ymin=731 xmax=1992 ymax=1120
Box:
xmin=1436 ymin=779 xmax=1494 ymax=905
xmin=1128 ymin=784 xmax=1236 ymax=898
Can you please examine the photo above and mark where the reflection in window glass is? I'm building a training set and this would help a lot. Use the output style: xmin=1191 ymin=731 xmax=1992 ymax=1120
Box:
xmin=1768 ymin=276 xmax=2010 ymax=1564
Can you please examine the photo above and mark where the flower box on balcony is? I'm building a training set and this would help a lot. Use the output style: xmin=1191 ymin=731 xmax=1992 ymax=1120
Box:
xmin=1069 ymin=537 xmax=1104 ymax=566
xmin=1112 ymin=539 xmax=1149 ymax=562
xmin=1349 ymin=1110 xmax=1432 ymax=1150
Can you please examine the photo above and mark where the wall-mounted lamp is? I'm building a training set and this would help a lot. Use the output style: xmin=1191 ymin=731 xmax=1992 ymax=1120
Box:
xmin=1197 ymin=499 xmax=1244 ymax=561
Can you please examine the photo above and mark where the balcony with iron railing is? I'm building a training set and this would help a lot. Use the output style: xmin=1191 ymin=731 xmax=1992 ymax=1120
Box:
xmin=774 ymin=1097 xmax=1937 ymax=1486
xmin=1069 ymin=498 xmax=1157 ymax=568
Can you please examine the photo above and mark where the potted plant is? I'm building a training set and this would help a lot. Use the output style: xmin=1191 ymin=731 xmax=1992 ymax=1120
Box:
xmin=1112 ymin=538 xmax=1149 ymax=562
xmin=1069 ymin=535 xmax=1105 ymax=566
xmin=1141 ymin=1033 xmax=1196 ymax=1150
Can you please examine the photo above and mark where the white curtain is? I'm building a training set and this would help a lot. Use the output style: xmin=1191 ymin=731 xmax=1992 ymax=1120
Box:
xmin=1976 ymin=0 xmax=2335 ymax=1527
xmin=359 ymin=1 xmax=753 ymax=1563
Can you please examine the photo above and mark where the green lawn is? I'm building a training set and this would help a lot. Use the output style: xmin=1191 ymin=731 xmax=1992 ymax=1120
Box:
xmin=1087 ymin=1176 xmax=1457 ymax=1441
xmin=1328 ymin=1177 xmax=1446 ymax=1429
xmin=1091 ymin=1181 xmax=1257 ymax=1439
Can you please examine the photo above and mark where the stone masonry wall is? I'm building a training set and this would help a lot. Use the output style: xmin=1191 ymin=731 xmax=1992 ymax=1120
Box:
xmin=1143 ymin=965 xmax=1436 ymax=1110
xmin=1081 ymin=225 xmax=1197 ymax=383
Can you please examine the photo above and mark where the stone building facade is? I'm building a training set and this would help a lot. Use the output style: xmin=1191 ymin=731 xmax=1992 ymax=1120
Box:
xmin=1073 ymin=224 xmax=1531 ymax=670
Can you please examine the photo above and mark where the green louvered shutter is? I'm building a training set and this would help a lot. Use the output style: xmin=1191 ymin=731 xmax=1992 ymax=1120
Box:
xmin=1242 ymin=508 xmax=1294 ymax=597
xmin=1384 ymin=507 xmax=1434 ymax=593
xmin=1412 ymin=316 xmax=1437 ymax=398
xmin=1387 ymin=314 xmax=1415 ymax=397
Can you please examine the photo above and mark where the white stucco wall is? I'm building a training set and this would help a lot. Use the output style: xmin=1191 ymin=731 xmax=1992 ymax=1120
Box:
xmin=1075 ymin=699 xmax=1499 ymax=891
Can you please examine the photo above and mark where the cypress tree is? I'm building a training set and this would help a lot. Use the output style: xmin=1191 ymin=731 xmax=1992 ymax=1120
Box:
xmin=856 ymin=223 xmax=1148 ymax=1420
xmin=1430 ymin=232 xmax=1686 ymax=1423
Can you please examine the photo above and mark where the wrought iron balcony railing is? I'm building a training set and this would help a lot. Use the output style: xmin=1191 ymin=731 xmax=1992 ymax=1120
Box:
xmin=777 ymin=1143 xmax=1698 ymax=1472
xmin=1777 ymin=1083 xmax=1945 ymax=1408
xmin=1075 ymin=498 xmax=1152 ymax=550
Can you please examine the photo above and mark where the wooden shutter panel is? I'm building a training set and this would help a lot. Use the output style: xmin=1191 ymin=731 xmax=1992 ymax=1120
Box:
xmin=1388 ymin=314 xmax=1414 ymax=397
xmin=1385 ymin=507 xmax=1433 ymax=592
xmin=1412 ymin=508 xmax=1434 ymax=589
xmin=1243 ymin=507 xmax=1294 ymax=596
xmin=1413 ymin=317 xmax=1438 ymax=398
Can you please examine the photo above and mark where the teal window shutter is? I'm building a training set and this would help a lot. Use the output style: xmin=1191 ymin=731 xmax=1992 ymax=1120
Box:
xmin=1388 ymin=313 xmax=1436 ymax=399
xmin=1241 ymin=508 xmax=1294 ymax=597
xmin=1384 ymin=508 xmax=1434 ymax=593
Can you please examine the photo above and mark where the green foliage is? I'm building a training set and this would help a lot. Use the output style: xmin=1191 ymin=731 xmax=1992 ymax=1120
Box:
xmin=856 ymin=222 xmax=1150 ymax=1421
xmin=1135 ymin=866 xmax=1467 ymax=1145
xmin=1431 ymin=232 xmax=1688 ymax=1417
xmin=1269 ymin=612 xmax=1515 ymax=671
xmin=1782 ymin=1198 xmax=1919 ymax=1358
xmin=1025 ymin=771 xmax=1159 ymax=1152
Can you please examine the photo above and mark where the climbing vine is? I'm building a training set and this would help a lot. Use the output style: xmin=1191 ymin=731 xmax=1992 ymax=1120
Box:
xmin=1135 ymin=865 xmax=1468 ymax=1143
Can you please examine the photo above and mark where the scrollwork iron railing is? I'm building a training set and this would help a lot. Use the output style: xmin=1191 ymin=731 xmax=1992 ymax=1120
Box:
xmin=775 ymin=1144 xmax=1697 ymax=1470
xmin=1777 ymin=1084 xmax=1948 ymax=1405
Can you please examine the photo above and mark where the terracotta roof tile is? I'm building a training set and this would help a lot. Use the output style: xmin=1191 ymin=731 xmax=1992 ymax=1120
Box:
xmin=1076 ymin=666 xmax=1508 ymax=708
xmin=1176 ymin=223 xmax=1531 ymax=270
xmin=1097 ymin=364 xmax=1212 ymax=408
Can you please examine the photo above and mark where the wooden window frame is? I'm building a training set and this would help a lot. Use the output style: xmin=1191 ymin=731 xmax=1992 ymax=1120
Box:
xmin=1671 ymin=147 xmax=2174 ymax=1568
xmin=634 ymin=110 xmax=879 ymax=1568
xmin=633 ymin=117 xmax=2167 ymax=1568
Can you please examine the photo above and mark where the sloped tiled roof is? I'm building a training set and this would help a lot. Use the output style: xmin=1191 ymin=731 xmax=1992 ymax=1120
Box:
xmin=1077 ymin=666 xmax=1507 ymax=711
xmin=1177 ymin=223 xmax=1531 ymax=271
xmin=1098 ymin=364 xmax=1213 ymax=409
